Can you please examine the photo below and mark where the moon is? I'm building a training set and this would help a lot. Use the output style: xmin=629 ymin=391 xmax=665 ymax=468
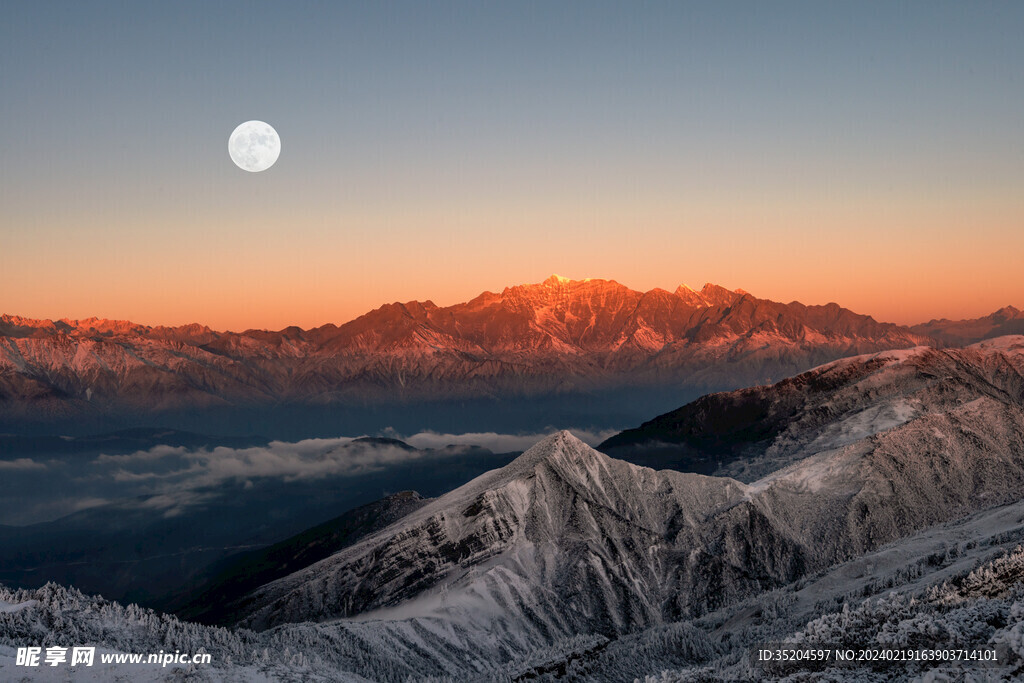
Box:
xmin=228 ymin=121 xmax=280 ymax=172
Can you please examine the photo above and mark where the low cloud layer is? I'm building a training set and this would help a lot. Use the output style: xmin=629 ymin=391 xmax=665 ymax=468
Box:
xmin=94 ymin=428 xmax=618 ymax=492
xmin=389 ymin=428 xmax=618 ymax=453
xmin=1 ymin=428 xmax=621 ymax=524
xmin=0 ymin=458 xmax=47 ymax=471
xmin=94 ymin=438 xmax=446 ymax=488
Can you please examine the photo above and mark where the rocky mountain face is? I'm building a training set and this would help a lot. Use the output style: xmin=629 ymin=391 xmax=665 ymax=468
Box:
xmin=171 ymin=490 xmax=429 ymax=626
xmin=0 ymin=276 xmax=937 ymax=422
xmin=220 ymin=338 xmax=1024 ymax=675
xmin=236 ymin=431 xmax=758 ymax=633
xmin=7 ymin=508 xmax=1024 ymax=682
xmin=600 ymin=336 xmax=1024 ymax=480
xmin=911 ymin=305 xmax=1024 ymax=345
xmin=0 ymin=436 xmax=509 ymax=612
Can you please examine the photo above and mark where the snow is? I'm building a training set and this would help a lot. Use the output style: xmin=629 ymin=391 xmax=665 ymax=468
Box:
xmin=6 ymin=406 xmax=1024 ymax=682
xmin=0 ymin=644 xmax=357 ymax=682
xmin=969 ymin=334 xmax=1024 ymax=352
xmin=0 ymin=599 xmax=37 ymax=613
xmin=5 ymin=337 xmax=1024 ymax=681
xmin=744 ymin=445 xmax=857 ymax=495
xmin=804 ymin=344 xmax=931 ymax=375
xmin=0 ymin=338 xmax=29 ymax=373
xmin=872 ymin=346 xmax=932 ymax=363
xmin=804 ymin=398 xmax=920 ymax=453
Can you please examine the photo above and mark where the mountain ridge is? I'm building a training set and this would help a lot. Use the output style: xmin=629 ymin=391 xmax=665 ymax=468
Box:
xmin=2 ymin=276 xmax=1017 ymax=340
xmin=599 ymin=336 xmax=1024 ymax=479
xmin=0 ymin=276 xmax=921 ymax=339
xmin=5 ymin=338 xmax=1024 ymax=680
xmin=2 ymin=276 xmax=1016 ymax=424
xmin=224 ymin=338 xmax=1024 ymax=677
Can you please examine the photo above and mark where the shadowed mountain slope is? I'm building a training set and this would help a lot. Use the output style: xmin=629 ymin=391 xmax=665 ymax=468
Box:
xmin=171 ymin=491 xmax=429 ymax=626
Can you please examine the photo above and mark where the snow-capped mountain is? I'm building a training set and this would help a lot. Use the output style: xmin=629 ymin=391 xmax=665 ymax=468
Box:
xmin=4 ymin=338 xmax=1024 ymax=681
xmin=7 ymin=503 xmax=1024 ymax=681
xmin=237 ymin=392 xmax=1024 ymax=635
xmin=219 ymin=339 xmax=1024 ymax=665
xmin=236 ymin=430 xmax=756 ymax=633
xmin=600 ymin=336 xmax=1024 ymax=480
xmin=1 ymin=276 xmax=942 ymax=423
xmin=172 ymin=490 xmax=430 ymax=626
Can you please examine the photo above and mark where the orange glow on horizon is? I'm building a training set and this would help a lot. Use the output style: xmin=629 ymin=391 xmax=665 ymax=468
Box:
xmin=3 ymin=184 xmax=1021 ymax=332
xmin=3 ymin=263 xmax=1020 ymax=334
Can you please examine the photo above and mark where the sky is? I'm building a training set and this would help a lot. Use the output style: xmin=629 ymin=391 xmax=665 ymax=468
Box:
xmin=2 ymin=1 xmax=1022 ymax=330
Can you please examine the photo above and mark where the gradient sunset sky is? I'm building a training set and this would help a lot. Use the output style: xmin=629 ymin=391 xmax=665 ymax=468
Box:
xmin=2 ymin=1 xmax=1022 ymax=331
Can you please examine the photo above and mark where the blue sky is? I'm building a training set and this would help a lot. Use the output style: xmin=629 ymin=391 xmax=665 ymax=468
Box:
xmin=2 ymin=1 xmax=1022 ymax=328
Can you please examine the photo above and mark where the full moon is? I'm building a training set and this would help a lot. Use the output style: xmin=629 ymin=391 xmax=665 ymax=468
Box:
xmin=228 ymin=121 xmax=280 ymax=172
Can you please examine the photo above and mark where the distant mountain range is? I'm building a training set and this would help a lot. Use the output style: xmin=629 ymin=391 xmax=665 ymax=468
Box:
xmin=1 ymin=276 xmax=1018 ymax=424
xmin=910 ymin=305 xmax=1024 ymax=344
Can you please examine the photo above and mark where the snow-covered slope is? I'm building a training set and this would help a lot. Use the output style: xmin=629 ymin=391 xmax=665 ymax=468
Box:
xmin=601 ymin=336 xmax=1024 ymax=480
xmin=0 ymin=583 xmax=370 ymax=682
xmin=8 ymin=498 xmax=1024 ymax=682
xmin=236 ymin=432 xmax=750 ymax=633
xmin=6 ymin=339 xmax=1024 ymax=681
xmin=239 ymin=374 xmax=1024 ymax=633
xmin=559 ymin=499 xmax=1024 ymax=682
xmin=216 ymin=340 xmax=1024 ymax=676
